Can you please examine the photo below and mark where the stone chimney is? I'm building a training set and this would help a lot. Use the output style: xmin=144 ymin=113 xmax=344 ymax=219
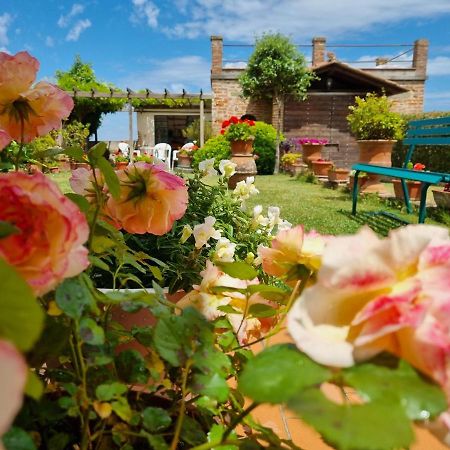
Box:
xmin=375 ymin=57 xmax=389 ymax=66
xmin=412 ymin=39 xmax=429 ymax=77
xmin=312 ymin=37 xmax=326 ymax=66
xmin=211 ymin=35 xmax=223 ymax=76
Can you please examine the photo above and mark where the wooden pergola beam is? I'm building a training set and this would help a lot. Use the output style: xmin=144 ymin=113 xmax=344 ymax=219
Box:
xmin=68 ymin=88 xmax=212 ymax=100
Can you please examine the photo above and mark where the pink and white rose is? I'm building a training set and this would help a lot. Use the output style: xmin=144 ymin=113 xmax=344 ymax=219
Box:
xmin=0 ymin=172 xmax=90 ymax=296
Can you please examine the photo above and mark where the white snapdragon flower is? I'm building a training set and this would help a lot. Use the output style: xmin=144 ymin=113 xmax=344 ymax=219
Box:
xmin=252 ymin=204 xmax=269 ymax=228
xmin=233 ymin=176 xmax=259 ymax=201
xmin=198 ymin=158 xmax=218 ymax=176
xmin=277 ymin=219 xmax=292 ymax=232
xmin=193 ymin=216 xmax=221 ymax=249
xmin=214 ymin=237 xmax=237 ymax=262
xmin=180 ymin=224 xmax=193 ymax=244
xmin=218 ymin=159 xmax=237 ymax=178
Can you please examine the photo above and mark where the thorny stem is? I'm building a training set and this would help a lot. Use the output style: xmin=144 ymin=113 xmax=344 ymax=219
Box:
xmin=169 ymin=359 xmax=192 ymax=450
xmin=221 ymin=401 xmax=259 ymax=442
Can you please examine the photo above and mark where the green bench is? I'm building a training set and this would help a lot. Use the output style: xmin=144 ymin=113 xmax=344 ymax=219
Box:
xmin=351 ymin=116 xmax=450 ymax=223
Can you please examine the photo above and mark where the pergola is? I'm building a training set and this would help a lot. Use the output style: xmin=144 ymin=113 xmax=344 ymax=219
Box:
xmin=68 ymin=88 xmax=212 ymax=151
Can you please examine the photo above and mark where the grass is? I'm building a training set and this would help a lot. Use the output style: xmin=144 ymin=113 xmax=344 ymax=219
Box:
xmin=48 ymin=171 xmax=449 ymax=237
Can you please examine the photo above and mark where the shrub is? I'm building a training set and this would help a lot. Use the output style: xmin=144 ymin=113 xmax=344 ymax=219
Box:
xmin=182 ymin=118 xmax=213 ymax=142
xmin=347 ymin=93 xmax=405 ymax=140
xmin=193 ymin=122 xmax=281 ymax=175
xmin=192 ymin=135 xmax=231 ymax=169
xmin=253 ymin=122 xmax=281 ymax=174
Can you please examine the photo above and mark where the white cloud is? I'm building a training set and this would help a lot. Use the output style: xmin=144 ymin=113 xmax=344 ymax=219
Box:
xmin=118 ymin=55 xmax=210 ymax=92
xmin=427 ymin=56 xmax=450 ymax=76
xmin=0 ymin=13 xmax=12 ymax=46
xmin=45 ymin=36 xmax=54 ymax=47
xmin=58 ymin=3 xmax=84 ymax=28
xmin=161 ymin=0 xmax=450 ymax=41
xmin=224 ymin=61 xmax=247 ymax=69
xmin=130 ymin=0 xmax=159 ymax=28
xmin=66 ymin=19 xmax=91 ymax=42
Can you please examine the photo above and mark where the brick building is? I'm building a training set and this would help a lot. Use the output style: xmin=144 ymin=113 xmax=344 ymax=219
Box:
xmin=210 ymin=36 xmax=429 ymax=168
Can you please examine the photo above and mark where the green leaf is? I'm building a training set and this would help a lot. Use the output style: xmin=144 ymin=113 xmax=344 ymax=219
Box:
xmin=111 ymin=396 xmax=132 ymax=422
xmin=149 ymin=265 xmax=163 ymax=281
xmin=143 ymin=433 xmax=169 ymax=450
xmin=248 ymin=303 xmax=277 ymax=318
xmin=96 ymin=156 xmax=120 ymax=199
xmin=239 ymin=344 xmax=331 ymax=403
xmin=343 ymin=359 xmax=447 ymax=421
xmin=142 ymin=407 xmax=172 ymax=432
xmin=115 ymin=349 xmax=149 ymax=384
xmin=217 ymin=305 xmax=241 ymax=314
xmin=3 ymin=427 xmax=37 ymax=450
xmin=0 ymin=220 xmax=19 ymax=238
xmin=288 ymin=388 xmax=414 ymax=450
xmin=193 ymin=372 xmax=229 ymax=402
xmin=216 ymin=261 xmax=258 ymax=280
xmin=96 ymin=382 xmax=127 ymax=401
xmin=55 ymin=276 xmax=95 ymax=320
xmin=88 ymin=255 xmax=110 ymax=271
xmin=207 ymin=424 xmax=238 ymax=450
xmin=65 ymin=193 xmax=90 ymax=214
xmin=64 ymin=147 xmax=85 ymax=162
xmin=79 ymin=318 xmax=105 ymax=346
xmin=24 ymin=370 xmax=43 ymax=400
xmin=88 ymin=141 xmax=107 ymax=160
xmin=246 ymin=284 xmax=288 ymax=303
xmin=180 ymin=416 xmax=207 ymax=446
xmin=0 ymin=259 xmax=43 ymax=351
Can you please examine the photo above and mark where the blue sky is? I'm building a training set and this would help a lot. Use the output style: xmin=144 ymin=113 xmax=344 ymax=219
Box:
xmin=2 ymin=0 xmax=450 ymax=139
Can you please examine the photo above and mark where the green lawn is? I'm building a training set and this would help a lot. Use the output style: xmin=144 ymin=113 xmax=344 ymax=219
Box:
xmin=48 ymin=171 xmax=449 ymax=236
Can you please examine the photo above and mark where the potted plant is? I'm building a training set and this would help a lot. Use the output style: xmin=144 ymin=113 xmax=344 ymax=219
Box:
xmin=221 ymin=116 xmax=256 ymax=155
xmin=114 ymin=154 xmax=129 ymax=169
xmin=348 ymin=170 xmax=369 ymax=191
xmin=47 ymin=161 xmax=60 ymax=174
xmin=347 ymin=93 xmax=405 ymax=194
xmin=133 ymin=154 xmax=153 ymax=164
xmin=177 ymin=144 xmax=199 ymax=168
xmin=281 ymin=152 xmax=301 ymax=175
xmin=392 ymin=162 xmax=425 ymax=201
xmin=328 ymin=166 xmax=350 ymax=182
xmin=432 ymin=183 xmax=450 ymax=209
xmin=296 ymin=138 xmax=328 ymax=166
xmin=311 ymin=158 xmax=334 ymax=177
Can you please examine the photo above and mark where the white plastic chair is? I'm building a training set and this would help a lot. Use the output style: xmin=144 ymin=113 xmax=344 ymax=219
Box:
xmin=171 ymin=150 xmax=179 ymax=170
xmin=153 ymin=143 xmax=172 ymax=169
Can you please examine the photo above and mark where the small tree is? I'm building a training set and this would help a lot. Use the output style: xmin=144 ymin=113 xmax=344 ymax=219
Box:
xmin=240 ymin=33 xmax=314 ymax=173
xmin=56 ymin=56 xmax=125 ymax=139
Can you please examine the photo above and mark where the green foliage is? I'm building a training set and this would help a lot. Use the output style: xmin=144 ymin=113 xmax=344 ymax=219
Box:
xmin=281 ymin=153 xmax=300 ymax=165
xmin=59 ymin=120 xmax=90 ymax=150
xmin=240 ymin=33 xmax=314 ymax=101
xmin=182 ymin=118 xmax=213 ymax=142
xmin=192 ymin=135 xmax=231 ymax=170
xmin=253 ymin=121 xmax=280 ymax=174
xmin=0 ymin=259 xmax=44 ymax=351
xmin=347 ymin=93 xmax=406 ymax=140
xmin=56 ymin=56 xmax=125 ymax=137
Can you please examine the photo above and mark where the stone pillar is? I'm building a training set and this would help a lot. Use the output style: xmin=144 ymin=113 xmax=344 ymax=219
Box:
xmin=136 ymin=112 xmax=155 ymax=148
xmin=412 ymin=39 xmax=429 ymax=77
xmin=211 ymin=35 xmax=223 ymax=76
xmin=312 ymin=37 xmax=326 ymax=66
xmin=376 ymin=57 xmax=389 ymax=66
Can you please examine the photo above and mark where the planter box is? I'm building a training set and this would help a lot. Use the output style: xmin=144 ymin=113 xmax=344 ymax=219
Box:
xmin=392 ymin=179 xmax=422 ymax=201
xmin=301 ymin=144 xmax=323 ymax=166
xmin=432 ymin=190 xmax=450 ymax=209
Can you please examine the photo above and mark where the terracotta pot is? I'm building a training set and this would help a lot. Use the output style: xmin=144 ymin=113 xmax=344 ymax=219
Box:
xmin=357 ymin=140 xmax=395 ymax=195
xmin=230 ymin=139 xmax=254 ymax=155
xmin=49 ymin=166 xmax=60 ymax=174
xmin=392 ymin=179 xmax=422 ymax=201
xmin=348 ymin=175 xmax=367 ymax=191
xmin=328 ymin=168 xmax=350 ymax=182
xmin=177 ymin=154 xmax=192 ymax=167
xmin=433 ymin=190 xmax=450 ymax=209
xmin=228 ymin=154 xmax=257 ymax=189
xmin=115 ymin=161 xmax=129 ymax=170
xmin=301 ymin=144 xmax=323 ymax=166
xmin=311 ymin=160 xmax=333 ymax=177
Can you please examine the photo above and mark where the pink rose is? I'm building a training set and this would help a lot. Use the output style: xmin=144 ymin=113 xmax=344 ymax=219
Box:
xmin=0 ymin=51 xmax=73 ymax=148
xmin=258 ymin=225 xmax=329 ymax=281
xmin=287 ymin=225 xmax=450 ymax=391
xmin=0 ymin=172 xmax=90 ymax=296
xmin=0 ymin=340 xmax=27 ymax=440
xmin=107 ymin=163 xmax=188 ymax=235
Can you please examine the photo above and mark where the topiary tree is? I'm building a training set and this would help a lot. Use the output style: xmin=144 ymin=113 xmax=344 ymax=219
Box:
xmin=240 ymin=33 xmax=314 ymax=173
xmin=56 ymin=56 xmax=126 ymax=139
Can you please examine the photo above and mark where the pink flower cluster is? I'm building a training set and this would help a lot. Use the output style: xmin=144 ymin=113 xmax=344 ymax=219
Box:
xmin=296 ymin=138 xmax=329 ymax=146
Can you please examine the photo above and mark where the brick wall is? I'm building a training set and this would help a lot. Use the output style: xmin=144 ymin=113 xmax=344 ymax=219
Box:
xmin=211 ymin=78 xmax=272 ymax=133
xmin=389 ymin=80 xmax=424 ymax=114
xmin=284 ymin=94 xmax=359 ymax=169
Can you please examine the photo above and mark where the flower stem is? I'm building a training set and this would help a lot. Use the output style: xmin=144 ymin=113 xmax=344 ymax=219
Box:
xmin=169 ymin=360 xmax=192 ymax=450
xmin=221 ymin=401 xmax=259 ymax=442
